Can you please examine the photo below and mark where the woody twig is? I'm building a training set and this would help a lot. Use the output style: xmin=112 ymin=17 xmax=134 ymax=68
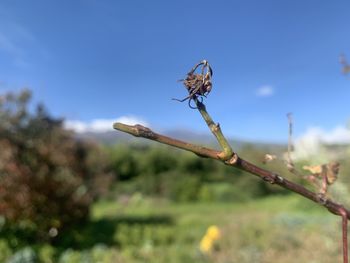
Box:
xmin=114 ymin=60 xmax=350 ymax=263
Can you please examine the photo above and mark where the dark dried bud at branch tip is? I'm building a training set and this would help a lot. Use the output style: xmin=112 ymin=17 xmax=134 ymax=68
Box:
xmin=173 ymin=60 xmax=213 ymax=108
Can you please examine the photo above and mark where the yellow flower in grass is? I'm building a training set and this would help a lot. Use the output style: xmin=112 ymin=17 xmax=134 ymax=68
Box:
xmin=206 ymin=225 xmax=221 ymax=241
xmin=200 ymin=235 xmax=213 ymax=254
xmin=199 ymin=225 xmax=221 ymax=254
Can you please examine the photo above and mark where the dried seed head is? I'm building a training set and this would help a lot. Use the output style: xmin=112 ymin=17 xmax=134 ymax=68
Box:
xmin=173 ymin=60 xmax=213 ymax=107
xmin=303 ymin=161 xmax=340 ymax=185
xmin=326 ymin=161 xmax=340 ymax=184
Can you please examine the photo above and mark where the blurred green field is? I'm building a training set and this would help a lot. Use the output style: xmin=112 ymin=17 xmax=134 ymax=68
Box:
xmin=0 ymin=191 xmax=345 ymax=263
xmin=1 ymin=90 xmax=348 ymax=263
xmin=87 ymin=195 xmax=343 ymax=263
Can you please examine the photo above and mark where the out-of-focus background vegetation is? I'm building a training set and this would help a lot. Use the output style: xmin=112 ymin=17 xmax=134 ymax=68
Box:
xmin=1 ymin=89 xmax=350 ymax=263
xmin=1 ymin=1 xmax=350 ymax=262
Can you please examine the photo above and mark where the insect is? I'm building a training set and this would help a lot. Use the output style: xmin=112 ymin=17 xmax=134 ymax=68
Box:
xmin=173 ymin=60 xmax=213 ymax=108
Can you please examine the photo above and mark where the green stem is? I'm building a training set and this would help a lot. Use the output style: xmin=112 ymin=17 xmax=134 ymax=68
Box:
xmin=195 ymin=99 xmax=233 ymax=160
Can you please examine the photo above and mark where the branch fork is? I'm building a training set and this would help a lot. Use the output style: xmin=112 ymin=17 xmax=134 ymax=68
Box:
xmin=113 ymin=60 xmax=350 ymax=262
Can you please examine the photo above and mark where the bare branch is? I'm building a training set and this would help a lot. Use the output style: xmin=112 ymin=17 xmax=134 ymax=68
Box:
xmin=287 ymin=112 xmax=294 ymax=167
xmin=338 ymin=207 xmax=349 ymax=263
xmin=114 ymin=60 xmax=350 ymax=261
xmin=113 ymin=122 xmax=222 ymax=160
xmin=113 ymin=122 xmax=350 ymax=220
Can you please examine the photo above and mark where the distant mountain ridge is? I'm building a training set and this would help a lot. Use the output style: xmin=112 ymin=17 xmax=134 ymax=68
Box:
xmin=72 ymin=127 xmax=350 ymax=163
xmin=74 ymin=128 xmax=287 ymax=152
xmin=75 ymin=129 xmax=216 ymax=145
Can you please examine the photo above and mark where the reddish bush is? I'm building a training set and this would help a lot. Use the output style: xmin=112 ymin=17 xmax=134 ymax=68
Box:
xmin=0 ymin=90 xmax=113 ymax=241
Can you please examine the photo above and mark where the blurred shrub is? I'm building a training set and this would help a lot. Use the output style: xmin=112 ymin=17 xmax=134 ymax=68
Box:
xmin=198 ymin=183 xmax=247 ymax=202
xmin=109 ymin=142 xmax=289 ymax=202
xmin=161 ymin=172 xmax=202 ymax=202
xmin=138 ymin=147 xmax=178 ymax=175
xmin=114 ymin=223 xmax=175 ymax=247
xmin=0 ymin=239 xmax=12 ymax=262
xmin=6 ymin=247 xmax=37 ymax=263
xmin=90 ymin=244 xmax=122 ymax=263
xmin=0 ymin=90 xmax=113 ymax=243
xmin=38 ymin=244 xmax=56 ymax=263
xmin=58 ymin=249 xmax=82 ymax=263
xmin=109 ymin=145 xmax=139 ymax=181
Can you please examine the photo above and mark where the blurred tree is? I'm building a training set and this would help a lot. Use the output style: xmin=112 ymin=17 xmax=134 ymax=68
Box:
xmin=0 ymin=89 xmax=113 ymax=243
xmin=109 ymin=145 xmax=139 ymax=181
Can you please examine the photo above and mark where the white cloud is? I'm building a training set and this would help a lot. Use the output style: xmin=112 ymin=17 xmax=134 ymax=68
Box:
xmin=64 ymin=120 xmax=87 ymax=133
xmin=64 ymin=116 xmax=149 ymax=133
xmin=292 ymin=125 xmax=350 ymax=161
xmin=256 ymin=85 xmax=274 ymax=97
xmin=297 ymin=126 xmax=350 ymax=144
xmin=114 ymin=116 xmax=149 ymax=126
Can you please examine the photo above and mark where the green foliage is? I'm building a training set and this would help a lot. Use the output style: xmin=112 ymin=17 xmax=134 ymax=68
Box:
xmin=109 ymin=145 xmax=139 ymax=181
xmin=109 ymin=143 xmax=287 ymax=203
xmin=114 ymin=223 xmax=175 ymax=247
xmin=139 ymin=147 xmax=177 ymax=175
xmin=6 ymin=247 xmax=37 ymax=263
xmin=0 ymin=90 xmax=113 ymax=244
xmin=4 ymin=88 xmax=349 ymax=261
xmin=58 ymin=249 xmax=82 ymax=263
xmin=38 ymin=244 xmax=56 ymax=263
xmin=162 ymin=172 xmax=202 ymax=202
xmin=198 ymin=183 xmax=246 ymax=202
xmin=0 ymin=195 xmax=343 ymax=262
xmin=0 ymin=239 xmax=12 ymax=262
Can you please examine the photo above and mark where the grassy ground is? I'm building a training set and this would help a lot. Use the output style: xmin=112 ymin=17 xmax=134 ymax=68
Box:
xmin=86 ymin=194 xmax=343 ymax=263
xmin=2 ymin=194 xmax=343 ymax=262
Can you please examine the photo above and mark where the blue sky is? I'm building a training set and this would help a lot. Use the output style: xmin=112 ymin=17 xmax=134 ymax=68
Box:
xmin=0 ymin=0 xmax=350 ymax=142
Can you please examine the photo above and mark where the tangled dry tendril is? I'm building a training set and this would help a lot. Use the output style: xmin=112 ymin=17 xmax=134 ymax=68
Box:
xmin=173 ymin=60 xmax=213 ymax=109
